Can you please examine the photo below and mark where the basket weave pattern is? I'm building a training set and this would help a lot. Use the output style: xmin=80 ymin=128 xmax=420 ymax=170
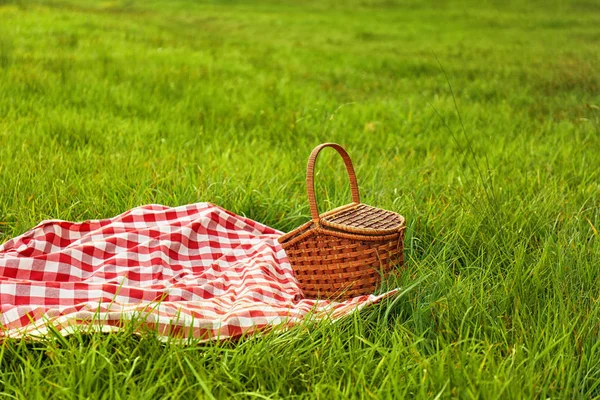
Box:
xmin=278 ymin=143 xmax=406 ymax=299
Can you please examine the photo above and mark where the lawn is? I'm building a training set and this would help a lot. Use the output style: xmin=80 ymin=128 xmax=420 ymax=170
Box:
xmin=1 ymin=0 xmax=599 ymax=398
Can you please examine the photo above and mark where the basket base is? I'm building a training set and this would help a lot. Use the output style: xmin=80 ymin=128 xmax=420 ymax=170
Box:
xmin=286 ymin=231 xmax=405 ymax=300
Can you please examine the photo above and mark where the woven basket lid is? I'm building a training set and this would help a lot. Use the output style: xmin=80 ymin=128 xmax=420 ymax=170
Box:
xmin=278 ymin=143 xmax=406 ymax=246
xmin=302 ymin=143 xmax=406 ymax=236
xmin=320 ymin=203 xmax=405 ymax=236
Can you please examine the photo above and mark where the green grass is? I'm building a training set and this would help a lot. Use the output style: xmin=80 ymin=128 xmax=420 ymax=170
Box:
xmin=1 ymin=0 xmax=599 ymax=397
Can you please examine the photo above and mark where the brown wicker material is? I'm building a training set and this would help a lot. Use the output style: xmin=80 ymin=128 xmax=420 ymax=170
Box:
xmin=278 ymin=143 xmax=406 ymax=299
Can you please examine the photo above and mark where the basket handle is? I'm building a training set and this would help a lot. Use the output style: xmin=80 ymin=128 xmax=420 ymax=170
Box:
xmin=306 ymin=143 xmax=360 ymax=221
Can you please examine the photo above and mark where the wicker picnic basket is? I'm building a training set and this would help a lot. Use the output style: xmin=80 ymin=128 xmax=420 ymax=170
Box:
xmin=278 ymin=143 xmax=406 ymax=299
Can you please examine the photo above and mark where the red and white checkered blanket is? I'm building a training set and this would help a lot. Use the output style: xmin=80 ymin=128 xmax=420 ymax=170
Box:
xmin=0 ymin=203 xmax=391 ymax=340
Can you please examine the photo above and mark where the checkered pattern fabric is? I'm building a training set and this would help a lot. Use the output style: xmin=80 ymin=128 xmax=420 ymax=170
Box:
xmin=0 ymin=203 xmax=392 ymax=340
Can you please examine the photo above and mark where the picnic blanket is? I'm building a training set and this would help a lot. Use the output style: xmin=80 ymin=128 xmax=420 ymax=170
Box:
xmin=0 ymin=203 xmax=392 ymax=340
